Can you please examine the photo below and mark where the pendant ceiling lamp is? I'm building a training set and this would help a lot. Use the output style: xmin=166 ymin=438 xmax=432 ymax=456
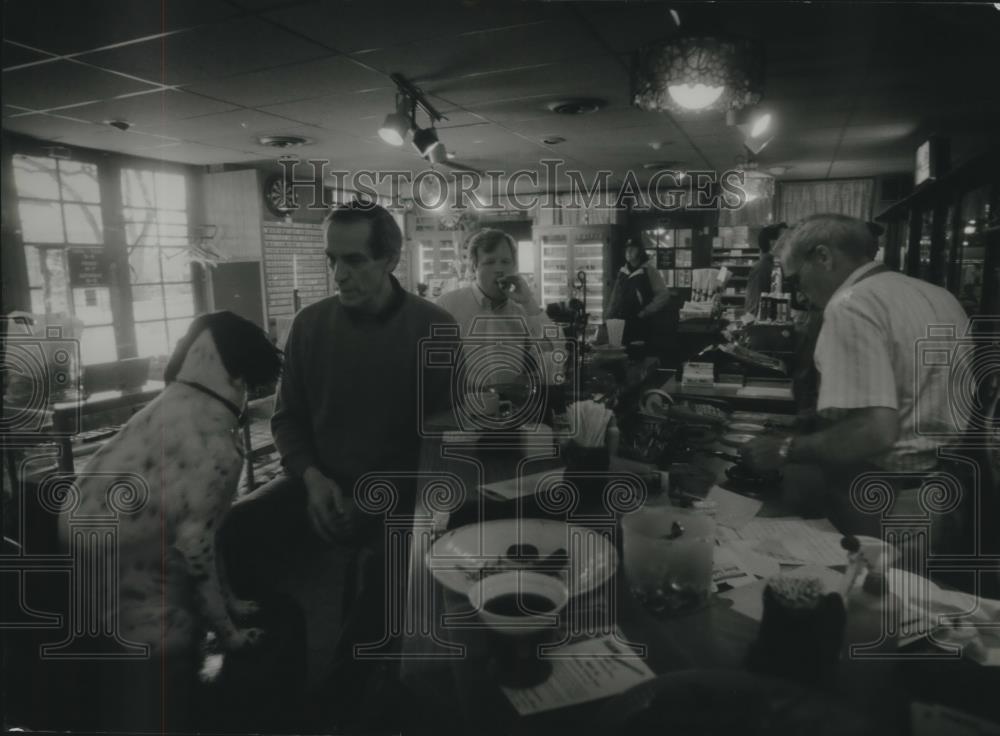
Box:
xmin=633 ymin=35 xmax=764 ymax=115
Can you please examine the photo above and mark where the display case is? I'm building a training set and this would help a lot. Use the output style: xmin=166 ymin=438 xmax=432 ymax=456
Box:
xmin=534 ymin=224 xmax=620 ymax=319
xmin=877 ymin=148 xmax=1000 ymax=317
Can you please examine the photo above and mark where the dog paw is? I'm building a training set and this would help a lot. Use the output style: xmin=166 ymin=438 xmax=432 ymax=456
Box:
xmin=223 ymin=626 xmax=265 ymax=650
xmin=227 ymin=598 xmax=261 ymax=618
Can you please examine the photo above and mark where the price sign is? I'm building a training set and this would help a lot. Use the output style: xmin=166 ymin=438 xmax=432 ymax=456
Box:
xmin=67 ymin=249 xmax=110 ymax=287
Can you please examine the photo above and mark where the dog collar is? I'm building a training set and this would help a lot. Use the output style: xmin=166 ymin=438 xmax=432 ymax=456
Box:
xmin=173 ymin=380 xmax=248 ymax=426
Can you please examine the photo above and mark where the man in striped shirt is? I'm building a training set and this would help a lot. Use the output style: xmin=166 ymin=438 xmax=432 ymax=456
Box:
xmin=742 ymin=214 xmax=972 ymax=531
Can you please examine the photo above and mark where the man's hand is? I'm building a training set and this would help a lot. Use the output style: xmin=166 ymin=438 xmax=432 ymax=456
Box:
xmin=302 ymin=467 xmax=353 ymax=542
xmin=505 ymin=274 xmax=541 ymax=313
xmin=741 ymin=435 xmax=793 ymax=473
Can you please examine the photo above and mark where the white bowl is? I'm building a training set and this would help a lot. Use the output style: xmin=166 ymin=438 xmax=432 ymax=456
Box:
xmin=468 ymin=570 xmax=568 ymax=637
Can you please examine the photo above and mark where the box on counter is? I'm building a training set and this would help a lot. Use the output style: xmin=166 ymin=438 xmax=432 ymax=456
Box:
xmin=681 ymin=361 xmax=716 ymax=387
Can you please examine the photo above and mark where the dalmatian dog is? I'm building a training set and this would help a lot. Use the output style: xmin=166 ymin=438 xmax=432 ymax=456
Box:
xmin=58 ymin=311 xmax=282 ymax=662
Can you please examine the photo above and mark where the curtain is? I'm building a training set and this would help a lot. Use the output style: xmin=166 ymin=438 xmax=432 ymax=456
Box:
xmin=777 ymin=179 xmax=875 ymax=225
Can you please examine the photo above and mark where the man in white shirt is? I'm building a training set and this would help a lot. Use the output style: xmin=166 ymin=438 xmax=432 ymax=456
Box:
xmin=435 ymin=228 xmax=554 ymax=390
xmin=742 ymin=214 xmax=972 ymax=531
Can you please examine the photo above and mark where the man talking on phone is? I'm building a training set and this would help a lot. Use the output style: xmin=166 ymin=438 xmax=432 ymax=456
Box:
xmin=435 ymin=228 xmax=554 ymax=389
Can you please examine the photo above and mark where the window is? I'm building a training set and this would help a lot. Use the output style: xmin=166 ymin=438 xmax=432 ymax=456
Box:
xmin=121 ymin=169 xmax=194 ymax=357
xmin=13 ymin=155 xmax=116 ymax=364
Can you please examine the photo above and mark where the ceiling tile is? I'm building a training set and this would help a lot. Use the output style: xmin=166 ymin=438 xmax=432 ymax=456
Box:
xmin=1 ymin=112 xmax=98 ymax=140
xmin=265 ymin=2 xmax=562 ymax=53
xmin=66 ymin=90 xmax=240 ymax=127
xmin=185 ymin=56 xmax=390 ymax=108
xmin=2 ymin=60 xmax=160 ymax=111
xmin=2 ymin=41 xmax=54 ymax=69
xmin=1 ymin=0 xmax=241 ymax=56
xmin=76 ymin=17 xmax=332 ymax=86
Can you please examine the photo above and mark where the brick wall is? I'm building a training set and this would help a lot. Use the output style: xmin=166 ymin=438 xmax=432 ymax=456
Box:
xmin=262 ymin=221 xmax=327 ymax=317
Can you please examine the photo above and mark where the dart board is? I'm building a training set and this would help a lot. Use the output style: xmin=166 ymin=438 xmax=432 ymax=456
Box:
xmin=263 ymin=173 xmax=299 ymax=217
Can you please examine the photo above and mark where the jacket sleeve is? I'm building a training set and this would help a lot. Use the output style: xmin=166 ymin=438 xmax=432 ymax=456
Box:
xmin=644 ymin=262 xmax=672 ymax=313
xmin=270 ymin=312 xmax=319 ymax=478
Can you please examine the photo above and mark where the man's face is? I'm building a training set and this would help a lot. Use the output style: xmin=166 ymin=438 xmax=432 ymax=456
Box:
xmin=326 ymin=221 xmax=395 ymax=312
xmin=625 ymin=246 xmax=642 ymax=268
xmin=474 ymin=241 xmax=515 ymax=300
xmin=781 ymin=243 xmax=839 ymax=311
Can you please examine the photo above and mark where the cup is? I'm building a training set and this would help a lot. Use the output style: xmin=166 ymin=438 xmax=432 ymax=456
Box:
xmin=621 ymin=504 xmax=715 ymax=615
xmin=469 ymin=571 xmax=568 ymax=687
xmin=605 ymin=319 xmax=625 ymax=347
xmin=747 ymin=574 xmax=846 ymax=686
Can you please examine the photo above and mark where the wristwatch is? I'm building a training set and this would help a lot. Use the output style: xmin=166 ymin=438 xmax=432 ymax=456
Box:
xmin=777 ymin=435 xmax=795 ymax=463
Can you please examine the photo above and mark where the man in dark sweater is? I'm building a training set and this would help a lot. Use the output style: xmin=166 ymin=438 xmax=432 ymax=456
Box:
xmin=217 ymin=202 xmax=455 ymax=730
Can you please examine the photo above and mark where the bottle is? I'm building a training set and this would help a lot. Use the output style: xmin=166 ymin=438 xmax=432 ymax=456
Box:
xmin=771 ymin=263 xmax=784 ymax=295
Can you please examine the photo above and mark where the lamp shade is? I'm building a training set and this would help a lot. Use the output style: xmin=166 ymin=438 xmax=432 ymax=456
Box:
xmin=378 ymin=111 xmax=410 ymax=146
xmin=633 ymin=36 xmax=764 ymax=115
xmin=412 ymin=126 xmax=446 ymax=163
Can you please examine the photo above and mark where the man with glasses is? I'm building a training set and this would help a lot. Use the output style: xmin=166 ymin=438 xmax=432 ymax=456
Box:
xmin=741 ymin=213 xmax=970 ymax=534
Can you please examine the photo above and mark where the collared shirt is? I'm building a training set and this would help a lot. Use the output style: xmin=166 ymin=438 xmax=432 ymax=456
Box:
xmin=434 ymin=284 xmax=554 ymax=388
xmin=814 ymin=262 xmax=971 ymax=471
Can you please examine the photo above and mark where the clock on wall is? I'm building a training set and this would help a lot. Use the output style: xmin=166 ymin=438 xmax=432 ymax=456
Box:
xmin=263 ymin=172 xmax=299 ymax=217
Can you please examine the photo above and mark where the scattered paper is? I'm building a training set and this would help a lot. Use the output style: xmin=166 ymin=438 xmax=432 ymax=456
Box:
xmin=712 ymin=544 xmax=758 ymax=589
xmin=481 ymin=469 xmax=563 ymax=501
xmin=706 ymin=486 xmax=763 ymax=530
xmin=722 ymin=540 xmax=781 ymax=579
xmin=716 ymin=517 xmax=848 ymax=566
xmin=502 ymin=634 xmax=655 ymax=715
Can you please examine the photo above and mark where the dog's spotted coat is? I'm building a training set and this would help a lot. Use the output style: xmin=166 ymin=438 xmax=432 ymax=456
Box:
xmin=58 ymin=312 xmax=282 ymax=657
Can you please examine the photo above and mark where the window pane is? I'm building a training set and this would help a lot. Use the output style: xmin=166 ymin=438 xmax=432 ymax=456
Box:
xmin=129 ymin=247 xmax=161 ymax=283
xmin=160 ymin=248 xmax=191 ymax=282
xmin=12 ymin=155 xmax=59 ymax=199
xmin=155 ymin=172 xmax=186 ymax=210
xmin=80 ymin=325 xmax=117 ymax=365
xmin=157 ymin=209 xmax=187 ymax=226
xmin=132 ymin=284 xmax=165 ymax=320
xmin=125 ymin=219 xmax=159 ymax=247
xmin=58 ymin=161 xmax=101 ymax=203
xmin=158 ymin=235 xmax=190 ymax=248
xmin=135 ymin=320 xmax=168 ymax=357
xmin=158 ymin=223 xmax=189 ymax=240
xmin=19 ymin=200 xmax=64 ymax=242
xmin=166 ymin=317 xmax=193 ymax=348
xmin=164 ymin=282 xmax=194 ymax=318
xmin=25 ymin=246 xmax=43 ymax=288
xmin=63 ymin=203 xmax=104 ymax=244
xmin=122 ymin=169 xmax=156 ymax=208
xmin=30 ymin=289 xmax=45 ymax=314
xmin=72 ymin=287 xmax=113 ymax=326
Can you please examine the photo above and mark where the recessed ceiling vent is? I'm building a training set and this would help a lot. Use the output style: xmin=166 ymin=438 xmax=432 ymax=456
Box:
xmin=257 ymin=135 xmax=312 ymax=148
xmin=547 ymin=98 xmax=606 ymax=115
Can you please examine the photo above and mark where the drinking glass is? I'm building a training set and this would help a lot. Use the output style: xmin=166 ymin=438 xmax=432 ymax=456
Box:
xmin=621 ymin=504 xmax=715 ymax=615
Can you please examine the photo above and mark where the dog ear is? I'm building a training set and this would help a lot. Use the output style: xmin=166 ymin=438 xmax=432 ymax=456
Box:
xmin=204 ymin=312 xmax=283 ymax=389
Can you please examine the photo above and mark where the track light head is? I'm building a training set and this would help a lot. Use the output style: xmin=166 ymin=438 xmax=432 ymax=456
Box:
xmin=412 ymin=126 xmax=446 ymax=163
xmin=378 ymin=109 xmax=410 ymax=146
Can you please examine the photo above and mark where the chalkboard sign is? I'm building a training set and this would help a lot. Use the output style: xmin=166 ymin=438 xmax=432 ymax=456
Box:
xmin=68 ymin=249 xmax=110 ymax=287
xmin=655 ymin=248 xmax=675 ymax=269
